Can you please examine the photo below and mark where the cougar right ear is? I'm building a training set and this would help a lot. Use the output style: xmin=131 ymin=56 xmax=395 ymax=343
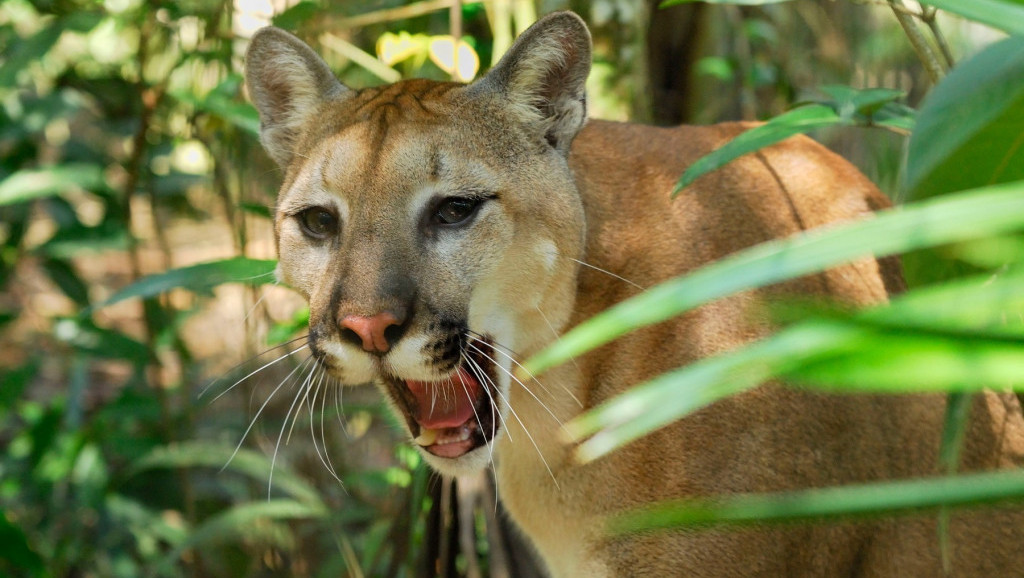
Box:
xmin=468 ymin=11 xmax=592 ymax=155
xmin=245 ymin=27 xmax=348 ymax=168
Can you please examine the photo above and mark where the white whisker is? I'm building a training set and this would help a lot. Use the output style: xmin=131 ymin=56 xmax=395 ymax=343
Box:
xmin=463 ymin=352 xmax=513 ymax=444
xmin=465 ymin=352 xmax=559 ymax=489
xmin=222 ymin=353 xmax=310 ymax=472
xmin=455 ymin=357 xmax=496 ymax=463
xmin=466 ymin=341 xmax=565 ymax=431
xmin=333 ymin=376 xmax=349 ymax=437
xmin=530 ymin=308 xmax=584 ymax=408
xmin=202 ymin=340 xmax=309 ymax=401
xmin=270 ymin=357 xmax=317 ymax=499
xmin=309 ymin=366 xmax=342 ymax=484
xmin=570 ymin=257 xmax=644 ymax=290
xmin=242 ymin=291 xmax=269 ymax=324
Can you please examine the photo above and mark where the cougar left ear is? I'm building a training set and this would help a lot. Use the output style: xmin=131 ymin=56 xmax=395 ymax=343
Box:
xmin=245 ymin=27 xmax=349 ymax=168
xmin=469 ymin=11 xmax=591 ymax=155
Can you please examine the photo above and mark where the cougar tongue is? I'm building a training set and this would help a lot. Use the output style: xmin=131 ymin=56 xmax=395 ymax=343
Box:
xmin=405 ymin=367 xmax=482 ymax=430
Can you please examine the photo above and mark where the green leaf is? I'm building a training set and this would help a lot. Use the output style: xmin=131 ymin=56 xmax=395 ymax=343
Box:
xmin=918 ymin=0 xmax=1024 ymax=36
xmin=0 ymin=509 xmax=47 ymax=576
xmin=523 ymin=180 xmax=1024 ymax=377
xmin=567 ymin=323 xmax=858 ymax=462
xmin=94 ymin=257 xmax=277 ymax=310
xmin=660 ymin=0 xmax=793 ymax=6
xmin=202 ymin=93 xmax=260 ymax=135
xmin=610 ymin=470 xmax=1024 ymax=534
xmin=272 ymin=1 xmax=320 ymax=29
xmin=0 ymin=163 xmax=105 ymax=206
xmin=906 ymin=36 xmax=1024 ymax=200
xmin=41 ymin=258 xmax=90 ymax=307
xmin=36 ymin=220 xmax=129 ymax=258
xmin=168 ymin=89 xmax=260 ymax=136
xmin=787 ymin=329 xmax=1024 ymax=392
xmin=53 ymin=318 xmax=150 ymax=365
xmin=673 ymin=104 xmax=845 ymax=193
xmin=566 ymin=270 xmax=1024 ymax=460
xmin=0 ymin=360 xmax=38 ymax=412
xmin=129 ymin=441 xmax=325 ymax=508
xmin=819 ymin=85 xmax=905 ymax=120
xmin=0 ymin=21 xmax=64 ymax=89
xmin=159 ymin=500 xmax=326 ymax=571
xmin=239 ymin=202 xmax=273 ymax=219
xmin=267 ymin=307 xmax=310 ymax=344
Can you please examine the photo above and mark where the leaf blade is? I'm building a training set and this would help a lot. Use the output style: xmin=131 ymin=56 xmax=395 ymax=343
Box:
xmin=673 ymin=104 xmax=845 ymax=193
xmin=523 ymin=180 xmax=1024 ymax=377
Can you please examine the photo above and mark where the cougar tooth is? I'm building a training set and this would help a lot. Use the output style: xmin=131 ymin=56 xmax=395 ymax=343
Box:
xmin=415 ymin=428 xmax=440 ymax=446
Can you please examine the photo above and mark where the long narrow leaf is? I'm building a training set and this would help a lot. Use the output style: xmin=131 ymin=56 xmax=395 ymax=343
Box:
xmin=567 ymin=323 xmax=862 ymax=462
xmin=918 ymin=0 xmax=1024 ymax=36
xmin=523 ymin=180 xmax=1024 ymax=377
xmin=565 ymin=270 xmax=1024 ymax=461
xmin=673 ymin=104 xmax=844 ymax=193
xmin=0 ymin=163 xmax=105 ymax=206
xmin=130 ymin=441 xmax=325 ymax=508
xmin=906 ymin=36 xmax=1024 ymax=200
xmin=610 ymin=470 xmax=1024 ymax=534
xmin=158 ymin=500 xmax=326 ymax=570
xmin=93 ymin=257 xmax=277 ymax=310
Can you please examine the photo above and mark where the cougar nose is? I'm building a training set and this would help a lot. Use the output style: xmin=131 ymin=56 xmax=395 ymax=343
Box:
xmin=339 ymin=312 xmax=403 ymax=353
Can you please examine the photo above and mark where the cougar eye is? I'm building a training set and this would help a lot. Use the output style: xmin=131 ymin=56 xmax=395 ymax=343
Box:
xmin=434 ymin=197 xmax=481 ymax=226
xmin=297 ymin=207 xmax=338 ymax=239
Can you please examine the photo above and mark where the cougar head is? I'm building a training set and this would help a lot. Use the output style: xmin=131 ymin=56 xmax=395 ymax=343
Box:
xmin=245 ymin=12 xmax=591 ymax=474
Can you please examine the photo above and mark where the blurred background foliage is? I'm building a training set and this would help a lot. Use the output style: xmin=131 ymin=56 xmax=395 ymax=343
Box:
xmin=0 ymin=0 xmax=1021 ymax=576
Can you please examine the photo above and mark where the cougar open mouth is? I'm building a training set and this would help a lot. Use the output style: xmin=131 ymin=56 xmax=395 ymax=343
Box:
xmin=388 ymin=337 xmax=500 ymax=459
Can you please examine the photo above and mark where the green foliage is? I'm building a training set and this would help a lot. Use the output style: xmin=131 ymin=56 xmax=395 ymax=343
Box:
xmin=918 ymin=0 xmax=1024 ymax=36
xmin=94 ymin=257 xmax=278 ymax=309
xmin=673 ymin=86 xmax=911 ymax=192
xmin=526 ymin=0 xmax=1024 ymax=536
xmin=661 ymin=0 xmax=793 ymax=6
xmin=905 ymin=37 xmax=1024 ymax=200
xmin=3 ymin=0 xmax=1023 ymax=573
xmin=524 ymin=180 xmax=1024 ymax=376
xmin=610 ymin=470 xmax=1024 ymax=534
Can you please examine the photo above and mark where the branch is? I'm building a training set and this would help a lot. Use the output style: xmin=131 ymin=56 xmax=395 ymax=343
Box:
xmin=887 ymin=0 xmax=946 ymax=83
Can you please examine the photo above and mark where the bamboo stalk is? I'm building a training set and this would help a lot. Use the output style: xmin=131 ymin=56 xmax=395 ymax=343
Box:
xmin=319 ymin=33 xmax=402 ymax=83
xmin=921 ymin=5 xmax=955 ymax=69
xmin=886 ymin=0 xmax=946 ymax=83
xmin=338 ymin=0 xmax=484 ymax=29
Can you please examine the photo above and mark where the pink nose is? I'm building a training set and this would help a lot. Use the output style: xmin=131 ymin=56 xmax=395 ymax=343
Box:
xmin=340 ymin=312 xmax=401 ymax=353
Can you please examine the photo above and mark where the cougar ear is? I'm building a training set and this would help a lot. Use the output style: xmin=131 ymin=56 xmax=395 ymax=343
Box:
xmin=245 ymin=27 xmax=348 ymax=168
xmin=469 ymin=11 xmax=591 ymax=155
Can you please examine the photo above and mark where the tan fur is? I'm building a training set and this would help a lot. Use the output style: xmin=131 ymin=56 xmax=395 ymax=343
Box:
xmin=246 ymin=12 xmax=1024 ymax=577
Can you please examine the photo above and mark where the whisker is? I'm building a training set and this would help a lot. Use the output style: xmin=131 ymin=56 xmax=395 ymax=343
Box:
xmin=308 ymin=365 xmax=342 ymax=484
xmin=466 ymin=341 xmax=565 ymax=431
xmin=222 ymin=353 xmax=310 ymax=472
xmin=201 ymin=337 xmax=309 ymax=400
xmin=455 ymin=356 xmax=496 ymax=463
xmin=286 ymin=358 xmax=320 ymax=444
xmin=465 ymin=353 xmax=559 ymax=489
xmin=463 ymin=351 xmax=513 ymax=444
xmin=242 ymin=291 xmax=269 ymax=324
xmin=333 ymin=376 xmax=349 ymax=437
xmin=529 ymin=308 xmax=585 ymax=408
xmin=317 ymin=373 xmax=344 ymax=486
xmin=467 ymin=331 xmax=583 ymax=409
xmin=270 ymin=357 xmax=317 ymax=499
xmin=569 ymin=257 xmax=644 ymax=290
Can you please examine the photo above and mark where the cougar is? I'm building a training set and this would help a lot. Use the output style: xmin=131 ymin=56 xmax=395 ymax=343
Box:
xmin=245 ymin=11 xmax=1024 ymax=577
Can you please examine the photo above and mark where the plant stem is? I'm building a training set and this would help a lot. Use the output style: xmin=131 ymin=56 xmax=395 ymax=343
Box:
xmin=920 ymin=5 xmax=955 ymax=69
xmin=886 ymin=0 xmax=946 ymax=83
